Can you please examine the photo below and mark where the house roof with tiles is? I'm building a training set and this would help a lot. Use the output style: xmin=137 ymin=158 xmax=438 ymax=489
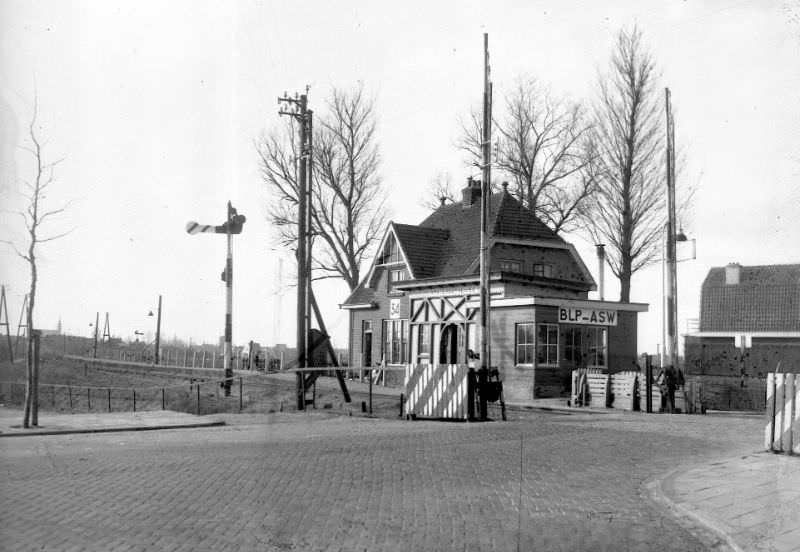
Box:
xmin=341 ymin=180 xmax=588 ymax=307
xmin=699 ymin=263 xmax=800 ymax=332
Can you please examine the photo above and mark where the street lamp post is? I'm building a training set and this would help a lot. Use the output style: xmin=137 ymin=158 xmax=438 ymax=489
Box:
xmin=662 ymin=224 xmax=688 ymax=371
xmin=148 ymin=294 xmax=162 ymax=365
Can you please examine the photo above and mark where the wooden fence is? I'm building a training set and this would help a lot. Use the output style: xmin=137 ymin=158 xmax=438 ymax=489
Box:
xmin=765 ymin=372 xmax=799 ymax=454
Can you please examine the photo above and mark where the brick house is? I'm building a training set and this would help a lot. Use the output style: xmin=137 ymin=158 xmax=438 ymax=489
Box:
xmin=340 ymin=179 xmax=648 ymax=402
xmin=684 ymin=263 xmax=800 ymax=409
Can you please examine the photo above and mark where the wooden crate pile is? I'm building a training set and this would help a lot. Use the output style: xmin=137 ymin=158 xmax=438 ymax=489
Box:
xmin=570 ymin=368 xmax=605 ymax=407
xmin=609 ymin=371 xmax=638 ymax=411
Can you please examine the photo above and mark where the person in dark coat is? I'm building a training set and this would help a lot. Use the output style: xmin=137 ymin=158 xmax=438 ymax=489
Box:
xmin=664 ymin=365 xmax=678 ymax=413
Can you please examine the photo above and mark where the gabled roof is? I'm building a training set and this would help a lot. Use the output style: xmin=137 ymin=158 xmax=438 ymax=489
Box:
xmin=700 ymin=264 xmax=800 ymax=332
xmin=392 ymin=223 xmax=450 ymax=279
xmin=418 ymin=189 xmax=564 ymax=277
xmin=341 ymin=188 xmax=583 ymax=308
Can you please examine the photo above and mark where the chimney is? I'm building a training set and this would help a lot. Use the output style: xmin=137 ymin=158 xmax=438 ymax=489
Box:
xmin=725 ymin=262 xmax=741 ymax=285
xmin=461 ymin=176 xmax=482 ymax=207
xmin=596 ymin=244 xmax=606 ymax=300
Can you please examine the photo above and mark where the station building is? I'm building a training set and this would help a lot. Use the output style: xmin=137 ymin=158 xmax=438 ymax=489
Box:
xmin=340 ymin=179 xmax=648 ymax=402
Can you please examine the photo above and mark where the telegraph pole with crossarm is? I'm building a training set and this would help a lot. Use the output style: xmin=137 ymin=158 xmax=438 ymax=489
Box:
xmin=278 ymin=91 xmax=313 ymax=410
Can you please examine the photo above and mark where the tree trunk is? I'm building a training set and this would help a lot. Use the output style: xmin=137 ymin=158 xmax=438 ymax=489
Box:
xmin=619 ymin=256 xmax=633 ymax=303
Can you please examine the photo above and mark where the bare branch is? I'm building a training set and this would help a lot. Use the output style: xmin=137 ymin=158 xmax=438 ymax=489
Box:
xmin=258 ymin=84 xmax=388 ymax=291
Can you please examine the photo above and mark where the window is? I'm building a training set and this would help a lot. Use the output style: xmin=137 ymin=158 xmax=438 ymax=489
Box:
xmin=388 ymin=268 xmax=406 ymax=291
xmin=563 ymin=328 xmax=582 ymax=364
xmin=379 ymin=235 xmax=403 ymax=265
xmin=500 ymin=260 xmax=522 ymax=272
xmin=516 ymin=323 xmax=535 ymax=365
xmin=382 ymin=319 xmax=408 ymax=364
xmin=533 ymin=264 xmax=553 ymax=277
xmin=536 ymin=323 xmax=559 ymax=366
xmin=586 ymin=327 xmax=607 ymax=367
xmin=417 ymin=324 xmax=431 ymax=362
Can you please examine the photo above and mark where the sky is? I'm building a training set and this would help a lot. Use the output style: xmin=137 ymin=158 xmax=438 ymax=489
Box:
xmin=1 ymin=0 xmax=798 ymax=357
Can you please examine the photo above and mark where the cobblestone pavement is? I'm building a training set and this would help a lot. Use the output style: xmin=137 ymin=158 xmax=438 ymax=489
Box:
xmin=664 ymin=452 xmax=800 ymax=552
xmin=0 ymin=410 xmax=764 ymax=551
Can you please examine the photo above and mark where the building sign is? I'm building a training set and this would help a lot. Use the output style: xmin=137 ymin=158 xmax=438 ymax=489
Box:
xmin=558 ymin=307 xmax=617 ymax=326
xmin=409 ymin=285 xmax=505 ymax=300
xmin=390 ymin=298 xmax=401 ymax=319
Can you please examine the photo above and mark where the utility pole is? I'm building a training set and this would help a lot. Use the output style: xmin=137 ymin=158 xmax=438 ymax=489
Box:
xmin=0 ymin=285 xmax=13 ymax=363
xmin=664 ymin=88 xmax=679 ymax=374
xmin=154 ymin=295 xmax=162 ymax=365
xmin=92 ymin=311 xmax=99 ymax=358
xmin=278 ymin=91 xmax=312 ymax=410
xmin=14 ymin=294 xmax=28 ymax=358
xmin=479 ymin=33 xmax=493 ymax=421
xmin=102 ymin=312 xmax=111 ymax=341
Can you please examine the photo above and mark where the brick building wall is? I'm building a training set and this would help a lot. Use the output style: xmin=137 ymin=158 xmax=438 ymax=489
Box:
xmin=684 ymin=336 xmax=800 ymax=410
xmin=491 ymin=243 xmax=589 ymax=283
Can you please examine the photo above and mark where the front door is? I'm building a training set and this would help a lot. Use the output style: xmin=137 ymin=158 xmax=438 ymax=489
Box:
xmin=362 ymin=321 xmax=372 ymax=367
xmin=439 ymin=324 xmax=459 ymax=364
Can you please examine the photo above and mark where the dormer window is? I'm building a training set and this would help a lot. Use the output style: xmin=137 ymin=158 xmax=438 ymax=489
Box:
xmin=533 ymin=263 xmax=553 ymax=277
xmin=500 ymin=260 xmax=522 ymax=272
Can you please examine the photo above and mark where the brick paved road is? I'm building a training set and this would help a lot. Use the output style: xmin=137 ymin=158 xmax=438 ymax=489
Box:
xmin=0 ymin=410 xmax=763 ymax=551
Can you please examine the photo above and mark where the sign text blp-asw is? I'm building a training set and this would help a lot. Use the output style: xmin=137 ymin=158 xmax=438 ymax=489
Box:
xmin=558 ymin=307 xmax=617 ymax=326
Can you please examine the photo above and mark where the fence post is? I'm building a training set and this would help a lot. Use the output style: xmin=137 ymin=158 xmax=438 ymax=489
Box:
xmin=645 ymin=355 xmax=653 ymax=413
xmin=51 ymin=385 xmax=55 ymax=408
xmin=196 ymin=384 xmax=200 ymax=415
xmin=399 ymin=393 xmax=404 ymax=417
xmin=368 ymin=370 xmax=373 ymax=415
xmin=162 ymin=388 xmax=165 ymax=410
xmin=133 ymin=389 xmax=136 ymax=413
xmin=239 ymin=376 xmax=243 ymax=412
xmin=87 ymin=388 xmax=91 ymax=410
xmin=766 ymin=372 xmax=777 ymax=451
xmin=68 ymin=385 xmax=72 ymax=409
xmin=108 ymin=388 xmax=111 ymax=412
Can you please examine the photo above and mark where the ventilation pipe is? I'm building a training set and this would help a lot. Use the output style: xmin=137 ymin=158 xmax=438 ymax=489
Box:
xmin=596 ymin=244 xmax=606 ymax=301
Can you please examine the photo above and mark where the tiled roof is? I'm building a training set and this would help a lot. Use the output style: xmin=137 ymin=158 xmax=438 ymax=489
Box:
xmin=342 ymin=189 xmax=567 ymax=306
xmin=418 ymin=190 xmax=563 ymax=277
xmin=700 ymin=264 xmax=800 ymax=332
xmin=341 ymin=284 xmax=376 ymax=306
xmin=391 ymin=223 xmax=449 ymax=279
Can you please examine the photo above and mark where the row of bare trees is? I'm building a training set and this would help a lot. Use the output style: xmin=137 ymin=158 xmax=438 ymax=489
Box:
xmin=259 ymin=25 xmax=687 ymax=303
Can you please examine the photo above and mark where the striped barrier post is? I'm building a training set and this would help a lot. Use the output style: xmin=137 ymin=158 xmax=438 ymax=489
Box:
xmin=403 ymin=364 xmax=470 ymax=420
xmin=765 ymin=372 xmax=800 ymax=454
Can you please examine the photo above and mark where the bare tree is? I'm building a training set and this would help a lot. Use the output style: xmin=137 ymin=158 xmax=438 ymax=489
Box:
xmin=0 ymin=99 xmax=73 ymax=428
xmin=419 ymin=171 xmax=458 ymax=210
xmin=582 ymin=25 xmax=667 ymax=302
xmin=258 ymin=85 xmax=388 ymax=291
xmin=455 ymin=78 xmax=597 ymax=233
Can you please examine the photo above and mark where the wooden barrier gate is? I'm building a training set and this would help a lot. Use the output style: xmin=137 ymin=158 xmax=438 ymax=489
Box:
xmin=765 ymin=372 xmax=800 ymax=454
xmin=403 ymin=364 xmax=471 ymax=420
